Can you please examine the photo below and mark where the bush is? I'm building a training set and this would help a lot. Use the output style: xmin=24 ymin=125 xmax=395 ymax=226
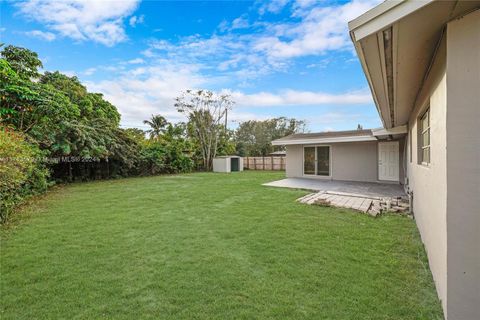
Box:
xmin=0 ymin=127 xmax=49 ymax=223
xmin=139 ymin=144 xmax=167 ymax=175
xmin=138 ymin=141 xmax=193 ymax=175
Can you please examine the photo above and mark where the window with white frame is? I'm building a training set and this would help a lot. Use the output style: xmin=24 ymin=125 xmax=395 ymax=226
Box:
xmin=419 ymin=108 xmax=430 ymax=164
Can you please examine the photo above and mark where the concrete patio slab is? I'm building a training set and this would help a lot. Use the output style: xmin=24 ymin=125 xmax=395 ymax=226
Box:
xmin=263 ymin=178 xmax=406 ymax=198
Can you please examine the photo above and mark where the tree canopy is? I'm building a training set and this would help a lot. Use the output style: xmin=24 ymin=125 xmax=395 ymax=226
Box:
xmin=1 ymin=44 xmax=43 ymax=80
xmin=234 ymin=117 xmax=306 ymax=156
xmin=175 ymin=90 xmax=234 ymax=170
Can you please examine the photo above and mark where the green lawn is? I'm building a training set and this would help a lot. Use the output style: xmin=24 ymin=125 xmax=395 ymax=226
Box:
xmin=1 ymin=171 xmax=442 ymax=319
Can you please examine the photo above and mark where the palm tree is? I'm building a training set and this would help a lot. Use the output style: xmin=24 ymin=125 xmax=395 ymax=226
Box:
xmin=143 ymin=114 xmax=168 ymax=140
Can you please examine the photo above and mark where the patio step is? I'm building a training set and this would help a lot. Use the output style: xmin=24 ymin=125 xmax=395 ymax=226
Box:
xmin=296 ymin=191 xmax=410 ymax=217
xmin=297 ymin=192 xmax=326 ymax=204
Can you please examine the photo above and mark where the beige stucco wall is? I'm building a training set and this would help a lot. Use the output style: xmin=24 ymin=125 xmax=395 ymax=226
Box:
xmin=285 ymin=145 xmax=303 ymax=178
xmin=405 ymin=10 xmax=480 ymax=319
xmin=406 ymin=30 xmax=448 ymax=313
xmin=285 ymin=140 xmax=405 ymax=183
xmin=445 ymin=11 xmax=480 ymax=320
xmin=331 ymin=141 xmax=378 ymax=182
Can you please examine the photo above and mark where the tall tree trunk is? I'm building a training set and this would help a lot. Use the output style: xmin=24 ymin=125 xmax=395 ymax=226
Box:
xmin=68 ymin=162 xmax=73 ymax=182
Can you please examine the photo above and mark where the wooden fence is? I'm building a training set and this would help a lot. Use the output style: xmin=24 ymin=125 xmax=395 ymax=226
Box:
xmin=243 ymin=156 xmax=286 ymax=171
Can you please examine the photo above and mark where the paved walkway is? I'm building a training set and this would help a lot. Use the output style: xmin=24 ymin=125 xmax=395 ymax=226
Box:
xmin=263 ymin=178 xmax=406 ymax=198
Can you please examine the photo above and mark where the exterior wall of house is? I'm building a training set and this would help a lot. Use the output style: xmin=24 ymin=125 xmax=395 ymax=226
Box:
xmin=285 ymin=145 xmax=304 ymax=178
xmin=445 ymin=11 xmax=480 ymax=320
xmin=285 ymin=140 xmax=404 ymax=183
xmin=406 ymin=31 xmax=448 ymax=312
xmin=406 ymin=11 xmax=480 ymax=319
xmin=330 ymin=141 xmax=378 ymax=182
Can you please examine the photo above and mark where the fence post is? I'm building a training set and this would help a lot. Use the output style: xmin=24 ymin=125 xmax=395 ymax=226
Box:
xmin=263 ymin=157 xmax=265 ymax=170
xmin=280 ymin=156 xmax=284 ymax=170
xmin=254 ymin=157 xmax=256 ymax=170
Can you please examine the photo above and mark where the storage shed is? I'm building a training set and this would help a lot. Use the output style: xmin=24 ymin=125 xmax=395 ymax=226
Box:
xmin=212 ymin=156 xmax=243 ymax=173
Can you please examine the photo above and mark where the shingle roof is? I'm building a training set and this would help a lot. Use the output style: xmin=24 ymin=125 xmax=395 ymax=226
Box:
xmin=271 ymin=129 xmax=378 ymax=145
xmin=274 ymin=129 xmax=373 ymax=143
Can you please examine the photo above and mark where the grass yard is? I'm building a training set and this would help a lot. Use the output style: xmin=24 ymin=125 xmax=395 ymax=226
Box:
xmin=1 ymin=171 xmax=443 ymax=319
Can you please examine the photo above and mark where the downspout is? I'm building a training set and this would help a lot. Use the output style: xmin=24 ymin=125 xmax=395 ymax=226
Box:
xmin=403 ymin=125 xmax=413 ymax=215
xmin=402 ymin=133 xmax=408 ymax=190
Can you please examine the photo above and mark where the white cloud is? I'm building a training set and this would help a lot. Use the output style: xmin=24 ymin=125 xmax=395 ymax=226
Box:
xmin=58 ymin=0 xmax=381 ymax=129
xmin=228 ymin=89 xmax=373 ymax=107
xmin=253 ymin=0 xmax=382 ymax=58
xmin=258 ymin=0 xmax=290 ymax=15
xmin=231 ymin=17 xmax=250 ymax=30
xmin=60 ymin=70 xmax=77 ymax=77
xmin=85 ymin=52 xmax=371 ymax=128
xmin=16 ymin=0 xmax=140 ymax=46
xmin=82 ymin=67 xmax=97 ymax=76
xmin=140 ymin=0 xmax=381 ymax=81
xmin=129 ymin=14 xmax=144 ymax=27
xmin=228 ymin=111 xmax=273 ymax=125
xmin=25 ymin=30 xmax=56 ymax=41
xmin=127 ymin=58 xmax=145 ymax=64
xmin=86 ymin=60 xmax=211 ymax=127
xmin=293 ymin=0 xmax=316 ymax=9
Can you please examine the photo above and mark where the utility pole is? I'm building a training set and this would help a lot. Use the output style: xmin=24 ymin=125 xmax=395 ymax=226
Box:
xmin=224 ymin=107 xmax=228 ymax=131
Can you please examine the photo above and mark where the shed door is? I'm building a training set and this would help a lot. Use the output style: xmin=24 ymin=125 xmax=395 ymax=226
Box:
xmin=231 ymin=158 xmax=239 ymax=171
xmin=378 ymin=142 xmax=399 ymax=181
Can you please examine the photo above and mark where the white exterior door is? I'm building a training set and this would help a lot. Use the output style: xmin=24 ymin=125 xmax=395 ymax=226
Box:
xmin=378 ymin=141 xmax=399 ymax=181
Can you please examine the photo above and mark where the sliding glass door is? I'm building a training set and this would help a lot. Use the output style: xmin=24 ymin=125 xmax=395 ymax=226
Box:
xmin=303 ymin=147 xmax=316 ymax=175
xmin=303 ymin=146 xmax=330 ymax=176
xmin=316 ymin=146 xmax=330 ymax=176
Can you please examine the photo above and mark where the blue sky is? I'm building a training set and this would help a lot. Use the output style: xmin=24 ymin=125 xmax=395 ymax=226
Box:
xmin=0 ymin=0 xmax=383 ymax=131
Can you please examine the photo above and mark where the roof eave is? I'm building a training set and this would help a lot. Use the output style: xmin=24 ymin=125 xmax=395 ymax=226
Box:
xmin=272 ymin=135 xmax=377 ymax=146
xmin=371 ymin=125 xmax=407 ymax=137
xmin=349 ymin=0 xmax=435 ymax=42
xmin=349 ymin=0 xmax=436 ymax=129
xmin=350 ymin=34 xmax=390 ymax=128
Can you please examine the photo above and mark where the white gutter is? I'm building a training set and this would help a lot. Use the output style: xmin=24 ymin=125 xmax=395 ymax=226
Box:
xmin=349 ymin=0 xmax=435 ymax=41
xmin=272 ymin=135 xmax=377 ymax=146
xmin=371 ymin=125 xmax=407 ymax=136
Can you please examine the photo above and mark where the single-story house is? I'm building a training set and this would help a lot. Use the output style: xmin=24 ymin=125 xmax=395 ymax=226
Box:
xmin=274 ymin=1 xmax=479 ymax=319
xmin=272 ymin=127 xmax=407 ymax=184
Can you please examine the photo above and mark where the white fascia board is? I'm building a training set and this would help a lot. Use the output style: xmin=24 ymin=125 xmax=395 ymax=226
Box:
xmin=272 ymin=135 xmax=376 ymax=146
xmin=372 ymin=125 xmax=407 ymax=136
xmin=349 ymin=0 xmax=435 ymax=41
xmin=348 ymin=0 xmax=401 ymax=31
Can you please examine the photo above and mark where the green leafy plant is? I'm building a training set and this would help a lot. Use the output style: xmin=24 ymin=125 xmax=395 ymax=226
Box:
xmin=0 ymin=127 xmax=49 ymax=223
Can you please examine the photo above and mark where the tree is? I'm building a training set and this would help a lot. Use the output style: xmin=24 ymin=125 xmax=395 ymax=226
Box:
xmin=1 ymin=45 xmax=134 ymax=182
xmin=139 ymin=121 xmax=193 ymax=175
xmin=124 ymin=128 xmax=146 ymax=143
xmin=0 ymin=59 xmax=78 ymax=138
xmin=234 ymin=117 xmax=306 ymax=156
xmin=1 ymin=45 xmax=43 ymax=80
xmin=40 ymin=71 xmax=120 ymax=126
xmin=143 ymin=114 xmax=168 ymax=140
xmin=175 ymin=90 xmax=233 ymax=170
